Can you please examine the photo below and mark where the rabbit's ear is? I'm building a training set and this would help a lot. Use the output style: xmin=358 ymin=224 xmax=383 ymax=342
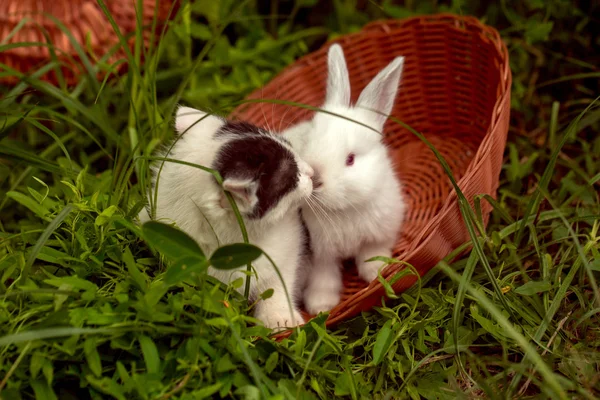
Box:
xmin=356 ymin=56 xmax=405 ymax=130
xmin=324 ymin=44 xmax=351 ymax=107
xmin=175 ymin=106 xmax=221 ymax=134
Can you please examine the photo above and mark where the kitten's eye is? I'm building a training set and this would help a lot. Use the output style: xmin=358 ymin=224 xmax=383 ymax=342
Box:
xmin=345 ymin=153 xmax=355 ymax=166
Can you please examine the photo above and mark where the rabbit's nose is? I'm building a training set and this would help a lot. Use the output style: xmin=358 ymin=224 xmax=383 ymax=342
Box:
xmin=312 ymin=169 xmax=323 ymax=190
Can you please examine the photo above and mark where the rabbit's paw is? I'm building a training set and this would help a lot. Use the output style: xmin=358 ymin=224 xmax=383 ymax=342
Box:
xmin=304 ymin=287 xmax=340 ymax=316
xmin=357 ymin=245 xmax=391 ymax=283
xmin=255 ymin=306 xmax=304 ymax=332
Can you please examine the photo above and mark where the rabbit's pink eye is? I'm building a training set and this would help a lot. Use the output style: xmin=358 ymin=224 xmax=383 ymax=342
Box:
xmin=346 ymin=153 xmax=355 ymax=166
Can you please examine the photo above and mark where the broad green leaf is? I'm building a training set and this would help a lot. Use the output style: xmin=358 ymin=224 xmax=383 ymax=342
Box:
xmin=44 ymin=276 xmax=98 ymax=292
xmin=30 ymin=352 xmax=45 ymax=379
xmin=514 ymin=280 xmax=553 ymax=295
xmin=205 ymin=317 xmax=228 ymax=328
xmin=216 ymin=353 xmax=237 ymax=373
xmin=31 ymin=246 xmax=70 ymax=265
xmin=210 ymin=243 xmax=262 ymax=270
xmin=86 ymin=375 xmax=126 ymax=400
xmin=378 ymin=270 xmax=411 ymax=300
xmin=295 ymin=330 xmax=306 ymax=358
xmin=525 ymin=20 xmax=553 ymax=44
xmin=260 ymin=288 xmax=274 ymax=300
xmin=6 ymin=191 xmax=49 ymax=218
xmin=115 ymin=361 xmax=132 ymax=389
xmin=42 ymin=360 xmax=53 ymax=385
xmin=142 ymin=221 xmax=205 ymax=260
xmin=264 ymin=351 xmax=279 ymax=374
xmin=372 ymin=319 xmax=394 ymax=365
xmin=443 ymin=326 xmax=477 ymax=353
xmin=192 ymin=1 xmax=221 ymax=23
xmin=95 ymin=205 xmax=119 ymax=226
xmin=84 ymin=338 xmax=102 ymax=377
xmin=142 ymin=283 xmax=169 ymax=308
xmin=234 ymin=386 xmax=261 ymax=400
xmin=333 ymin=371 xmax=352 ymax=397
xmin=138 ymin=335 xmax=160 ymax=374
xmin=30 ymin=379 xmax=58 ymax=400
xmin=164 ymin=256 xmax=209 ymax=286
xmin=469 ymin=304 xmax=512 ymax=341
xmin=189 ymin=382 xmax=222 ymax=399
xmin=123 ymin=247 xmax=147 ymax=292
xmin=190 ymin=22 xmax=212 ymax=40
xmin=70 ymin=307 xmax=123 ymax=326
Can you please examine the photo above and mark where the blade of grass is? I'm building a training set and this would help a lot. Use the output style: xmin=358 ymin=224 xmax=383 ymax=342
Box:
xmin=515 ymin=96 xmax=599 ymax=244
xmin=0 ymin=17 xmax=30 ymax=45
xmin=452 ymin=250 xmax=479 ymax=382
xmin=27 ymin=119 xmax=72 ymax=168
xmin=0 ymin=327 xmax=112 ymax=347
xmin=165 ymin=0 xmax=255 ymax=122
xmin=539 ymin=189 xmax=600 ymax=306
xmin=0 ymin=108 xmax=33 ymax=142
xmin=205 ymin=294 xmax=275 ymax=397
xmin=30 ymin=106 xmax=112 ymax=159
xmin=0 ymin=144 xmax=73 ymax=177
xmin=43 ymin=14 xmax=101 ymax=93
xmin=0 ymin=65 xmax=120 ymax=141
xmin=17 ymin=204 xmax=74 ymax=285
xmin=95 ymin=0 xmax=140 ymax=79
xmin=0 ymin=62 xmax=61 ymax=109
xmin=439 ymin=262 xmax=568 ymax=400
xmin=537 ymin=72 xmax=600 ymax=88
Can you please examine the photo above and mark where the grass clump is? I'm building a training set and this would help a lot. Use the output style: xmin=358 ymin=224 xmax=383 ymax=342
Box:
xmin=1 ymin=1 xmax=599 ymax=399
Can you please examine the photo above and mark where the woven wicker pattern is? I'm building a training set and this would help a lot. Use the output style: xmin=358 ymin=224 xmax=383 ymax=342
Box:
xmin=231 ymin=14 xmax=511 ymax=337
xmin=0 ymin=0 xmax=175 ymax=85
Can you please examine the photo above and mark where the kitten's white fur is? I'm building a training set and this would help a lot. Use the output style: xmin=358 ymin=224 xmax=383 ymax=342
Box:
xmin=141 ymin=107 xmax=314 ymax=330
xmin=283 ymin=45 xmax=406 ymax=315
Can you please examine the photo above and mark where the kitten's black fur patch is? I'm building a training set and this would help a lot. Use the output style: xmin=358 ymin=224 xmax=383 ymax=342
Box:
xmin=216 ymin=120 xmax=263 ymax=137
xmin=216 ymin=120 xmax=293 ymax=146
xmin=212 ymin=122 xmax=299 ymax=219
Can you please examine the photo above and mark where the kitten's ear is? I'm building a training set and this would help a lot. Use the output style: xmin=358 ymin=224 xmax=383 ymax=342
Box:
xmin=175 ymin=106 xmax=223 ymax=134
xmin=356 ymin=56 xmax=404 ymax=130
xmin=324 ymin=44 xmax=351 ymax=107
xmin=220 ymin=178 xmax=259 ymax=212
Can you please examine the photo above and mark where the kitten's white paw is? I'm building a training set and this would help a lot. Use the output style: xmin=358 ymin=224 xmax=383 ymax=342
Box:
xmin=357 ymin=246 xmax=390 ymax=283
xmin=304 ymin=290 xmax=340 ymax=316
xmin=357 ymin=260 xmax=384 ymax=283
xmin=255 ymin=307 xmax=304 ymax=332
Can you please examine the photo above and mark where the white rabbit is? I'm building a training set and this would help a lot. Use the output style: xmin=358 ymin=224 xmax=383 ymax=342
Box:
xmin=140 ymin=106 xmax=315 ymax=330
xmin=283 ymin=44 xmax=406 ymax=315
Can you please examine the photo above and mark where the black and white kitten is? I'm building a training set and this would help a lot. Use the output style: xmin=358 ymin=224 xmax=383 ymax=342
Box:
xmin=140 ymin=106 xmax=314 ymax=330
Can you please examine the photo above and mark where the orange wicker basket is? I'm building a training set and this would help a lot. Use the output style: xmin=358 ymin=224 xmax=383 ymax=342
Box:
xmin=231 ymin=14 xmax=511 ymax=337
xmin=0 ymin=0 xmax=176 ymax=86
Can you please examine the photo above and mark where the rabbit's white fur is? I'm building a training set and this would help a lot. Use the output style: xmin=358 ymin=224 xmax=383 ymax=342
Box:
xmin=140 ymin=107 xmax=314 ymax=330
xmin=283 ymin=44 xmax=406 ymax=315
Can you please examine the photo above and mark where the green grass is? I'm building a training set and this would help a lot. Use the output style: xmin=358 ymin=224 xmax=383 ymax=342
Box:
xmin=1 ymin=0 xmax=599 ymax=399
